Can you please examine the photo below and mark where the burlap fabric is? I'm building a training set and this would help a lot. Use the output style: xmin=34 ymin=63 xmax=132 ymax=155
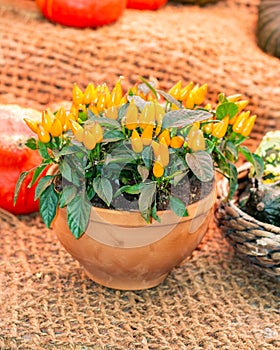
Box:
xmin=0 ymin=0 xmax=279 ymax=349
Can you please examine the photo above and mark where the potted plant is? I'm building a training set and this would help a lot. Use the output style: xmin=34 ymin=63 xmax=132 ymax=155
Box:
xmin=215 ymin=130 xmax=280 ymax=279
xmin=14 ymin=77 xmax=260 ymax=290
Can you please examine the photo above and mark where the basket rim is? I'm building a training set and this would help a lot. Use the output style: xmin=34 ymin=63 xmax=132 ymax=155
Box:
xmin=217 ymin=162 xmax=280 ymax=234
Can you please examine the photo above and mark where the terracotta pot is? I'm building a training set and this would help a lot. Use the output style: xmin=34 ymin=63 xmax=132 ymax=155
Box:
xmin=52 ymin=182 xmax=216 ymax=290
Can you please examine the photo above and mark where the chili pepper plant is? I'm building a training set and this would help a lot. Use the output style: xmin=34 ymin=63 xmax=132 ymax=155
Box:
xmin=14 ymin=78 xmax=262 ymax=238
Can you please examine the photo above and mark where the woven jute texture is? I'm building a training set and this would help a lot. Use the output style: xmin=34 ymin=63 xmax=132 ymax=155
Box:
xmin=0 ymin=0 xmax=280 ymax=349
xmin=1 ymin=211 xmax=280 ymax=350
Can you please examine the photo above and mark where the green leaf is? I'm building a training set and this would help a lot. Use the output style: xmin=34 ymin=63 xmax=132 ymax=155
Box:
xmin=185 ymin=151 xmax=214 ymax=182
xmin=117 ymin=103 xmax=129 ymax=121
xmin=170 ymin=195 xmax=188 ymax=217
xmin=14 ymin=170 xmax=32 ymax=205
xmin=139 ymin=182 xmax=156 ymax=222
xmin=87 ymin=111 xmax=121 ymax=129
xmin=151 ymin=202 xmax=160 ymax=222
xmin=128 ymin=95 xmax=147 ymax=111
xmin=54 ymin=144 xmax=84 ymax=157
xmin=228 ymin=163 xmax=238 ymax=199
xmin=28 ymin=164 xmax=49 ymax=188
xmin=114 ymin=183 xmax=143 ymax=198
xmin=216 ymin=102 xmax=238 ymax=120
xmin=92 ymin=177 xmax=113 ymax=206
xmin=139 ymin=77 xmax=158 ymax=100
xmin=39 ymin=183 xmax=59 ymax=228
xmin=157 ymin=89 xmax=182 ymax=108
xmin=162 ymin=109 xmax=211 ymax=129
xmin=59 ymin=185 xmax=77 ymax=208
xmin=25 ymin=138 xmax=37 ymax=150
xmin=67 ymin=194 xmax=91 ymax=238
xmin=103 ymin=129 xmax=126 ymax=143
xmin=142 ymin=146 xmax=153 ymax=168
xmin=35 ymin=175 xmax=54 ymax=200
xmin=239 ymin=146 xmax=264 ymax=178
xmin=59 ymin=158 xmax=81 ymax=187
xmin=138 ymin=165 xmax=149 ymax=182
xmin=38 ymin=141 xmax=51 ymax=160
xmin=225 ymin=141 xmax=238 ymax=163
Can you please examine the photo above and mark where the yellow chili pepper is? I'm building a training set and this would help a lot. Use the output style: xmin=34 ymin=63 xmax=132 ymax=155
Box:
xmin=212 ymin=116 xmax=229 ymax=138
xmin=55 ymin=107 xmax=67 ymax=130
xmin=83 ymin=83 xmax=95 ymax=105
xmin=70 ymin=120 xmax=84 ymax=142
xmin=88 ymin=104 xmax=99 ymax=116
xmin=151 ymin=140 xmax=160 ymax=158
xmin=131 ymin=129 xmax=143 ymax=153
xmin=193 ymin=83 xmax=208 ymax=105
xmin=72 ymin=84 xmax=84 ymax=105
xmin=232 ymin=111 xmax=249 ymax=134
xmin=139 ymin=102 xmax=155 ymax=129
xmin=111 ymin=78 xmax=123 ymax=106
xmin=240 ymin=115 xmax=256 ymax=137
xmin=187 ymin=124 xmax=199 ymax=143
xmin=41 ymin=110 xmax=54 ymax=132
xmin=158 ymin=141 xmax=169 ymax=167
xmin=201 ymin=121 xmax=213 ymax=134
xmin=91 ymin=122 xmax=103 ymax=143
xmin=97 ymin=93 xmax=106 ymax=113
xmin=226 ymin=94 xmax=242 ymax=103
xmin=170 ymin=135 xmax=184 ymax=148
xmin=125 ymin=101 xmax=139 ymax=130
xmin=141 ymin=125 xmax=154 ymax=146
xmin=180 ymin=81 xmax=194 ymax=101
xmin=154 ymin=102 xmax=165 ymax=136
xmin=185 ymin=92 xmax=195 ymax=109
xmin=168 ymin=80 xmax=182 ymax=100
xmin=158 ymin=129 xmax=170 ymax=146
xmin=24 ymin=117 xmax=39 ymax=133
xmin=105 ymin=106 xmax=119 ymax=120
xmin=69 ymin=104 xmax=79 ymax=120
xmin=37 ymin=124 xmax=51 ymax=143
xmin=188 ymin=129 xmax=205 ymax=152
xmin=83 ymin=129 xmax=96 ymax=150
xmin=235 ymin=100 xmax=249 ymax=113
xmin=153 ymin=161 xmax=164 ymax=178
xmin=50 ymin=118 xmax=63 ymax=137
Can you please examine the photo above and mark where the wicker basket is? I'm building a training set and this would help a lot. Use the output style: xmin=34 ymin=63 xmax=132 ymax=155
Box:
xmin=215 ymin=163 xmax=280 ymax=279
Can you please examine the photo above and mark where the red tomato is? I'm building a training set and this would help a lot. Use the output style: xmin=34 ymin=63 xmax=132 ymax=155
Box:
xmin=36 ymin=0 xmax=127 ymax=28
xmin=0 ymin=105 xmax=42 ymax=215
xmin=127 ymin=0 xmax=168 ymax=10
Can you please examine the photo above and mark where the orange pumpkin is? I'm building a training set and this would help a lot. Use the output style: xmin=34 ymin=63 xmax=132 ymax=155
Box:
xmin=127 ymin=0 xmax=168 ymax=10
xmin=0 ymin=105 xmax=42 ymax=215
xmin=36 ymin=0 xmax=127 ymax=28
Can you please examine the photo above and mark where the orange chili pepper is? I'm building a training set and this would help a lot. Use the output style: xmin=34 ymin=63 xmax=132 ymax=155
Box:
xmin=170 ymin=135 xmax=184 ymax=148
xmin=158 ymin=129 xmax=171 ymax=146
xmin=153 ymin=161 xmax=164 ymax=178
xmin=141 ymin=125 xmax=154 ymax=146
